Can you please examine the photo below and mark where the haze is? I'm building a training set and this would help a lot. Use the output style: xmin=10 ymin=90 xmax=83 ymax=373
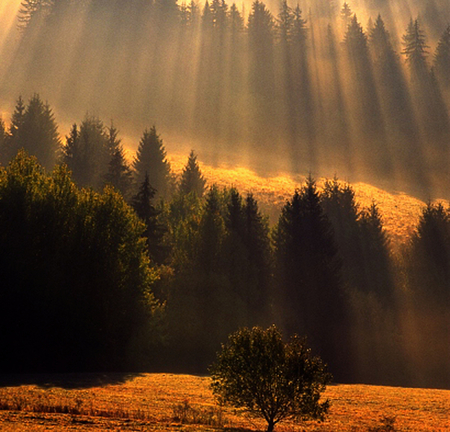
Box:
xmin=0 ymin=0 xmax=449 ymax=200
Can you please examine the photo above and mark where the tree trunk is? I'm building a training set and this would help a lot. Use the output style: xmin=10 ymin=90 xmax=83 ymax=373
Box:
xmin=267 ymin=419 xmax=275 ymax=432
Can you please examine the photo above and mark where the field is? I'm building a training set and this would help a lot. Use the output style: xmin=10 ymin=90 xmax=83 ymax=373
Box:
xmin=0 ymin=373 xmax=449 ymax=431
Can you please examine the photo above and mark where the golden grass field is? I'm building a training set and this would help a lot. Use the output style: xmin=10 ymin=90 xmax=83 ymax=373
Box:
xmin=0 ymin=373 xmax=449 ymax=431
xmin=167 ymin=152 xmax=439 ymax=249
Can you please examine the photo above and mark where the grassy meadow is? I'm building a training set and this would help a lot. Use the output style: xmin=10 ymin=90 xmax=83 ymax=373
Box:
xmin=0 ymin=373 xmax=449 ymax=431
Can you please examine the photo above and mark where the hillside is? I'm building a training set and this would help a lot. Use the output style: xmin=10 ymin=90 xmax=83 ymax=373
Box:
xmin=169 ymin=152 xmax=434 ymax=248
xmin=0 ymin=373 xmax=449 ymax=431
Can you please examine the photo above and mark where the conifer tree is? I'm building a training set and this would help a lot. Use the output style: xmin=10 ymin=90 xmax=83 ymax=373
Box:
xmin=8 ymin=94 xmax=60 ymax=170
xmin=358 ymin=202 xmax=393 ymax=301
xmin=340 ymin=2 xmax=353 ymax=30
xmin=229 ymin=3 xmax=244 ymax=33
xmin=433 ymin=24 xmax=450 ymax=88
xmin=0 ymin=118 xmax=9 ymax=166
xmin=274 ymin=176 xmax=346 ymax=375
xmin=276 ymin=0 xmax=293 ymax=44
xmin=132 ymin=172 xmax=166 ymax=264
xmin=60 ymin=123 xmax=81 ymax=175
xmin=402 ymin=18 xmax=429 ymax=77
xmin=9 ymin=96 xmax=26 ymax=143
xmin=133 ymin=126 xmax=171 ymax=198
xmin=104 ymin=146 xmax=134 ymax=200
xmin=402 ymin=18 xmax=450 ymax=154
xmin=178 ymin=150 xmax=206 ymax=197
xmin=343 ymin=14 xmax=388 ymax=166
xmin=61 ymin=115 xmax=109 ymax=188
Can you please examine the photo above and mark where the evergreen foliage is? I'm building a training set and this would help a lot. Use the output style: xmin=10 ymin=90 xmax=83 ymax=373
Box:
xmin=274 ymin=176 xmax=346 ymax=376
xmin=7 ymin=94 xmax=60 ymax=170
xmin=434 ymin=24 xmax=450 ymax=88
xmin=178 ymin=150 xmax=206 ymax=197
xmin=103 ymin=123 xmax=134 ymax=199
xmin=132 ymin=172 xmax=166 ymax=265
xmin=402 ymin=18 xmax=429 ymax=73
xmin=61 ymin=115 xmax=109 ymax=189
xmin=133 ymin=126 xmax=171 ymax=198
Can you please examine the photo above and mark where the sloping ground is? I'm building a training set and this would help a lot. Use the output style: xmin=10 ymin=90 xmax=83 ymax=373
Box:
xmin=169 ymin=153 xmax=431 ymax=247
xmin=0 ymin=373 xmax=449 ymax=431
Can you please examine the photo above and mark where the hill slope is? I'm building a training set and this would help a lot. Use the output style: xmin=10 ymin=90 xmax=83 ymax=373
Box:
xmin=169 ymin=153 xmax=434 ymax=247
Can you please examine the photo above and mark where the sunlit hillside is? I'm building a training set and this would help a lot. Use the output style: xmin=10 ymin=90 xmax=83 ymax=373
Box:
xmin=168 ymin=151 xmax=437 ymax=247
xmin=0 ymin=373 xmax=449 ymax=431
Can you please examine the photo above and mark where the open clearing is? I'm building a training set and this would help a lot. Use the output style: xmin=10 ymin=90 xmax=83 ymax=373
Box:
xmin=0 ymin=373 xmax=448 ymax=431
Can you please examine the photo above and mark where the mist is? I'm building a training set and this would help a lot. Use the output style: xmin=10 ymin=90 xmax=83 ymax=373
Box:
xmin=0 ymin=0 xmax=450 ymax=387
xmin=0 ymin=0 xmax=449 ymax=196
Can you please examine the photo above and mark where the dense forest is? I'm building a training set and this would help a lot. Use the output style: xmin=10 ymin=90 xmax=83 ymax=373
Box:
xmin=0 ymin=98 xmax=449 ymax=388
xmin=0 ymin=0 xmax=450 ymax=197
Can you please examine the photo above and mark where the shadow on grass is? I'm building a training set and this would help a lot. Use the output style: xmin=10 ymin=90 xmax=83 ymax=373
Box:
xmin=223 ymin=428 xmax=256 ymax=432
xmin=0 ymin=372 xmax=144 ymax=389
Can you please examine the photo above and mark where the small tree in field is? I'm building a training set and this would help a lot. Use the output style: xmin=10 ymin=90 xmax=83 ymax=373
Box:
xmin=210 ymin=326 xmax=331 ymax=432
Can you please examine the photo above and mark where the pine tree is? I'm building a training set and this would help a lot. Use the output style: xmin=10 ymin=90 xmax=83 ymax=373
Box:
xmin=368 ymin=14 xmax=423 ymax=176
xmin=433 ymin=24 xmax=450 ymax=88
xmin=9 ymin=96 xmax=26 ymax=143
xmin=402 ymin=18 xmax=450 ymax=154
xmin=210 ymin=0 xmax=228 ymax=30
xmin=133 ymin=126 xmax=171 ymax=198
xmin=247 ymin=0 xmax=276 ymax=140
xmin=60 ymin=123 xmax=81 ymax=175
xmin=358 ymin=202 xmax=393 ymax=300
xmin=104 ymin=146 xmax=134 ymax=200
xmin=402 ymin=18 xmax=429 ymax=77
xmin=291 ymin=5 xmax=307 ymax=46
xmin=178 ymin=150 xmax=206 ymax=197
xmin=8 ymin=94 xmax=60 ymax=170
xmin=229 ymin=3 xmax=244 ymax=33
xmin=132 ymin=173 xmax=165 ymax=264
xmin=340 ymin=2 xmax=353 ymax=31
xmin=61 ymin=115 xmax=109 ymax=188
xmin=274 ymin=176 xmax=346 ymax=373
xmin=276 ymin=0 xmax=293 ymax=44
xmin=0 ymin=118 xmax=9 ymax=166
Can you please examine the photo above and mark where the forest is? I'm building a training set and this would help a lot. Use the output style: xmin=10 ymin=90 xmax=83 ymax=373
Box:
xmin=0 ymin=95 xmax=449 ymax=390
xmin=0 ymin=0 xmax=450 ymax=198
xmin=0 ymin=0 xmax=449 ymax=391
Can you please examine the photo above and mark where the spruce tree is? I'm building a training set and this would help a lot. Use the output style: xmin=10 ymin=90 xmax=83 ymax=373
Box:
xmin=8 ymin=94 xmax=60 ymax=170
xmin=359 ymin=202 xmax=393 ymax=302
xmin=61 ymin=115 xmax=109 ymax=188
xmin=340 ymin=2 xmax=353 ymax=31
xmin=433 ymin=24 xmax=450 ymax=88
xmin=402 ymin=18 xmax=429 ymax=77
xmin=274 ymin=176 xmax=346 ymax=374
xmin=0 ymin=118 xmax=9 ymax=166
xmin=132 ymin=172 xmax=165 ymax=264
xmin=133 ymin=126 xmax=171 ymax=198
xmin=229 ymin=3 xmax=244 ymax=33
xmin=178 ymin=150 xmax=206 ymax=197
xmin=104 ymin=146 xmax=134 ymax=200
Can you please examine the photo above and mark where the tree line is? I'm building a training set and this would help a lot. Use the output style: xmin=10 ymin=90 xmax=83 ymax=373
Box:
xmin=4 ymin=0 xmax=450 ymax=196
xmin=0 ymin=106 xmax=449 ymax=387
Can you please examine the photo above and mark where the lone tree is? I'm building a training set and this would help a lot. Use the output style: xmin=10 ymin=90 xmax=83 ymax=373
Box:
xmin=210 ymin=325 xmax=331 ymax=432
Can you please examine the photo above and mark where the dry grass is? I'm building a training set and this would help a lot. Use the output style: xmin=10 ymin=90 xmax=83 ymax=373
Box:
xmin=0 ymin=374 xmax=449 ymax=431
xmin=167 ymin=153 xmax=443 ymax=248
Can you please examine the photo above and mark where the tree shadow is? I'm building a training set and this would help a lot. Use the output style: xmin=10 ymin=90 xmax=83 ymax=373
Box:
xmin=0 ymin=372 xmax=144 ymax=389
